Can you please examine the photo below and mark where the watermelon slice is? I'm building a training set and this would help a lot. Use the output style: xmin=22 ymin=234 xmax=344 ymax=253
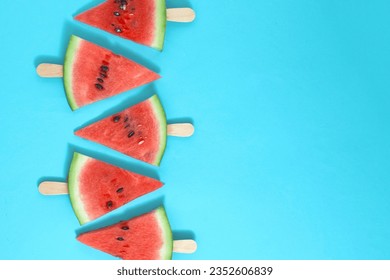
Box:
xmin=77 ymin=206 xmax=173 ymax=260
xmin=74 ymin=0 xmax=166 ymax=50
xmin=68 ymin=152 xmax=163 ymax=225
xmin=75 ymin=95 xmax=167 ymax=166
xmin=64 ymin=35 xmax=160 ymax=110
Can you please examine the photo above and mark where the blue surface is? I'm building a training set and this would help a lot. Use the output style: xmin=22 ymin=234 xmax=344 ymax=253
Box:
xmin=0 ymin=0 xmax=390 ymax=260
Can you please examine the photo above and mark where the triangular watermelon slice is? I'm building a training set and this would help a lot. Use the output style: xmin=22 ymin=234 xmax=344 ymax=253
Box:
xmin=75 ymin=95 xmax=167 ymax=166
xmin=77 ymin=206 xmax=173 ymax=260
xmin=64 ymin=35 xmax=160 ymax=110
xmin=68 ymin=152 xmax=163 ymax=224
xmin=74 ymin=0 xmax=166 ymax=50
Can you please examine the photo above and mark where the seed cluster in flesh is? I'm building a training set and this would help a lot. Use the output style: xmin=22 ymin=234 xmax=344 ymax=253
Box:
xmin=111 ymin=113 xmax=146 ymax=146
xmin=95 ymin=62 xmax=110 ymax=90
xmin=111 ymin=0 xmax=138 ymax=33
xmin=105 ymin=185 xmax=127 ymax=210
xmin=115 ymin=223 xmax=129 ymax=248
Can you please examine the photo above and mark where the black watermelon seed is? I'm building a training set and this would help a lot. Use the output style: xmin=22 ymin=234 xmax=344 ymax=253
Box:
xmin=114 ymin=11 xmax=120 ymax=16
xmin=121 ymin=226 xmax=129 ymax=230
xmin=113 ymin=115 xmax=121 ymax=122
xmin=95 ymin=83 xmax=104 ymax=90
xmin=97 ymin=78 xmax=104 ymax=83
xmin=116 ymin=187 xmax=124 ymax=193
xmin=100 ymin=65 xmax=109 ymax=72
xmin=106 ymin=201 xmax=113 ymax=209
xmin=117 ymin=237 xmax=124 ymax=241
xmin=115 ymin=27 xmax=122 ymax=33
xmin=127 ymin=131 xmax=135 ymax=138
xmin=120 ymin=1 xmax=127 ymax=10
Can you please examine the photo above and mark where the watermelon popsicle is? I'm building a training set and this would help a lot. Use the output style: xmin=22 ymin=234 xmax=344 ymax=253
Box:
xmin=77 ymin=206 xmax=197 ymax=260
xmin=74 ymin=0 xmax=196 ymax=50
xmin=39 ymin=181 xmax=197 ymax=259
xmin=39 ymin=152 xmax=164 ymax=225
xmin=74 ymin=94 xmax=194 ymax=166
xmin=36 ymin=35 xmax=161 ymax=110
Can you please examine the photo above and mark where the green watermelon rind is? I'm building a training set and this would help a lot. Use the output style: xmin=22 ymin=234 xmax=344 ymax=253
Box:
xmin=68 ymin=152 xmax=90 ymax=225
xmin=149 ymin=94 xmax=167 ymax=166
xmin=63 ymin=35 xmax=80 ymax=111
xmin=152 ymin=0 xmax=167 ymax=51
xmin=155 ymin=206 xmax=173 ymax=260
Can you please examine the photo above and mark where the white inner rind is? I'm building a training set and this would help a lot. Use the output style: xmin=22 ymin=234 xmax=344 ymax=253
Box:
xmin=63 ymin=35 xmax=81 ymax=111
xmin=152 ymin=0 xmax=167 ymax=51
xmin=149 ymin=95 xmax=167 ymax=166
xmin=68 ymin=152 xmax=91 ymax=225
xmin=155 ymin=206 xmax=173 ymax=259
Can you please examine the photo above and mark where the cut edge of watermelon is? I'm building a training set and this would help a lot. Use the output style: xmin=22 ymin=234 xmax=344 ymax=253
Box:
xmin=152 ymin=0 xmax=167 ymax=51
xmin=149 ymin=94 xmax=167 ymax=166
xmin=63 ymin=35 xmax=80 ymax=111
xmin=68 ymin=152 xmax=90 ymax=224
xmin=154 ymin=206 xmax=173 ymax=259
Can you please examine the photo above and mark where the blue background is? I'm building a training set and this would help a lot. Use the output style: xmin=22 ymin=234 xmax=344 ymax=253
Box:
xmin=0 ymin=0 xmax=389 ymax=260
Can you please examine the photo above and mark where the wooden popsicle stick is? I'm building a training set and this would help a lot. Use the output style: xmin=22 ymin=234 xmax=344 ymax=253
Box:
xmin=39 ymin=181 xmax=68 ymax=195
xmin=167 ymin=8 xmax=196 ymax=22
xmin=36 ymin=63 xmax=63 ymax=78
xmin=173 ymin=239 xmax=197 ymax=253
xmin=167 ymin=123 xmax=194 ymax=137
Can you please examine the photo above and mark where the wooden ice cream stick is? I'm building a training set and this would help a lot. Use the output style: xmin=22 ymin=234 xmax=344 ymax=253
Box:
xmin=167 ymin=123 xmax=194 ymax=137
xmin=38 ymin=182 xmax=196 ymax=254
xmin=173 ymin=239 xmax=197 ymax=253
xmin=39 ymin=181 xmax=68 ymax=195
xmin=167 ymin=8 xmax=196 ymax=22
xmin=36 ymin=63 xmax=63 ymax=78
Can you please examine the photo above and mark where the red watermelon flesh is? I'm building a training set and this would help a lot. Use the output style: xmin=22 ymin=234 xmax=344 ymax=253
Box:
xmin=75 ymin=95 xmax=167 ymax=166
xmin=77 ymin=206 xmax=173 ymax=260
xmin=63 ymin=35 xmax=160 ymax=110
xmin=74 ymin=0 xmax=166 ymax=50
xmin=68 ymin=152 xmax=163 ymax=225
